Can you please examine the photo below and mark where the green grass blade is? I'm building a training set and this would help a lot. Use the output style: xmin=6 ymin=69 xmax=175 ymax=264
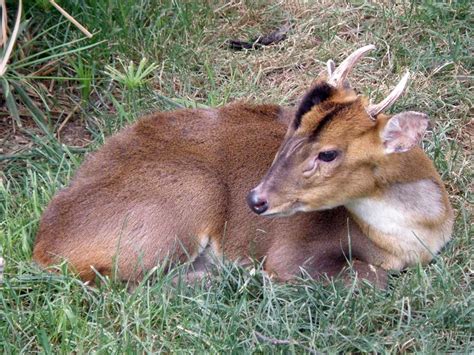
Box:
xmin=0 ymin=78 xmax=21 ymax=126
xmin=10 ymin=80 xmax=53 ymax=138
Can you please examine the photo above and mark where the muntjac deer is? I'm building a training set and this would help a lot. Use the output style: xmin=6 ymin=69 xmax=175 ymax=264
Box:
xmin=33 ymin=46 xmax=453 ymax=288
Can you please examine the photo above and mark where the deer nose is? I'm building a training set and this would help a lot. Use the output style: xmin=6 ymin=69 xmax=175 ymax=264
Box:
xmin=247 ymin=190 xmax=269 ymax=215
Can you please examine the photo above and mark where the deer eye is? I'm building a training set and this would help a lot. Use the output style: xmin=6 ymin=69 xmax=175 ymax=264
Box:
xmin=318 ymin=150 xmax=338 ymax=162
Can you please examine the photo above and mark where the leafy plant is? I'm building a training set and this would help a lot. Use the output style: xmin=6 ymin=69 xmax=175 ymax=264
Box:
xmin=104 ymin=57 xmax=159 ymax=90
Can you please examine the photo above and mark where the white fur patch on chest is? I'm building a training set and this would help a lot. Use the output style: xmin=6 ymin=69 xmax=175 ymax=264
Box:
xmin=346 ymin=179 xmax=451 ymax=267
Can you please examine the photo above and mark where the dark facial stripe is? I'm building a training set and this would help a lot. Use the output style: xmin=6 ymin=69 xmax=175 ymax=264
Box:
xmin=308 ymin=103 xmax=351 ymax=142
xmin=293 ymin=83 xmax=333 ymax=129
xmin=264 ymin=137 xmax=305 ymax=187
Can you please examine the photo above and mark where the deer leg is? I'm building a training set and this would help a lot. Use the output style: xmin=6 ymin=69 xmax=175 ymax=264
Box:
xmin=264 ymin=239 xmax=388 ymax=288
xmin=339 ymin=259 xmax=388 ymax=289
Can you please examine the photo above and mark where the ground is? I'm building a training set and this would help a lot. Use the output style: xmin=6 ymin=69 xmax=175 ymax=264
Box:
xmin=0 ymin=1 xmax=472 ymax=352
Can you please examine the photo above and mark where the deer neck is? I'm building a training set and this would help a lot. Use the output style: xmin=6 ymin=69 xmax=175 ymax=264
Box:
xmin=345 ymin=152 xmax=453 ymax=270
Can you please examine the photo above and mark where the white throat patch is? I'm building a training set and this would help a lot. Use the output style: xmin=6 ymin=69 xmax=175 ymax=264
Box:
xmin=346 ymin=179 xmax=452 ymax=268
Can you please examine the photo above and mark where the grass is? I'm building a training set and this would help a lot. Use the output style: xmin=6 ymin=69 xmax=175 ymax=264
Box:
xmin=1 ymin=0 xmax=472 ymax=352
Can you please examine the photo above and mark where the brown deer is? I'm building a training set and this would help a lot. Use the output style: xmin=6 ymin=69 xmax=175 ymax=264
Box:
xmin=33 ymin=46 xmax=453 ymax=287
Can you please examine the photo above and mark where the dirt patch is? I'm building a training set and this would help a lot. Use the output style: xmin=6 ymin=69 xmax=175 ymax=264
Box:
xmin=0 ymin=115 xmax=92 ymax=158
xmin=56 ymin=119 xmax=92 ymax=147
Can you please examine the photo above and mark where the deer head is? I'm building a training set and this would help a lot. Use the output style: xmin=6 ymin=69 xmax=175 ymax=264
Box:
xmin=247 ymin=45 xmax=429 ymax=216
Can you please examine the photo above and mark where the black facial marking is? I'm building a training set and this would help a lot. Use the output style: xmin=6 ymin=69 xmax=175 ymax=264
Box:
xmin=294 ymin=83 xmax=333 ymax=129
xmin=308 ymin=103 xmax=351 ymax=142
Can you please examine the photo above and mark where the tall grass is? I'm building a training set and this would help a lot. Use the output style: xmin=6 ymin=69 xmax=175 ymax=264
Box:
xmin=1 ymin=1 xmax=472 ymax=352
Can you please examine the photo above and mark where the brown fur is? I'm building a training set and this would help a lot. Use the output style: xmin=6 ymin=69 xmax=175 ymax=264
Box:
xmin=34 ymin=76 xmax=452 ymax=288
xmin=34 ymin=102 xmax=388 ymax=286
xmin=250 ymin=81 xmax=453 ymax=272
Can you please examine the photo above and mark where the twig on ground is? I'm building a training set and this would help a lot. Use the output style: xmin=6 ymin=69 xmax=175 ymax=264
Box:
xmin=29 ymin=58 xmax=61 ymax=77
xmin=56 ymin=102 xmax=81 ymax=141
xmin=49 ymin=0 xmax=93 ymax=38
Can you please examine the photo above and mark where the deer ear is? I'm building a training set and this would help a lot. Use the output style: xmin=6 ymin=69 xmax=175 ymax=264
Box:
xmin=381 ymin=111 xmax=429 ymax=154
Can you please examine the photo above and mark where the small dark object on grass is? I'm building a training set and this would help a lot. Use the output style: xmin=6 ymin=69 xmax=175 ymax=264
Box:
xmin=227 ymin=22 xmax=291 ymax=50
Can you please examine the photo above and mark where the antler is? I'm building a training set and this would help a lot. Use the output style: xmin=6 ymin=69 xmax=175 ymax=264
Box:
xmin=326 ymin=59 xmax=335 ymax=77
xmin=327 ymin=44 xmax=376 ymax=87
xmin=326 ymin=46 xmax=410 ymax=119
xmin=367 ymin=71 xmax=410 ymax=118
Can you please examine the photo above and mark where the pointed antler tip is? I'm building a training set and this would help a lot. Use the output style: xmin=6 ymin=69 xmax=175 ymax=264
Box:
xmin=326 ymin=59 xmax=335 ymax=76
xmin=367 ymin=69 xmax=411 ymax=118
xmin=328 ymin=45 xmax=377 ymax=86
